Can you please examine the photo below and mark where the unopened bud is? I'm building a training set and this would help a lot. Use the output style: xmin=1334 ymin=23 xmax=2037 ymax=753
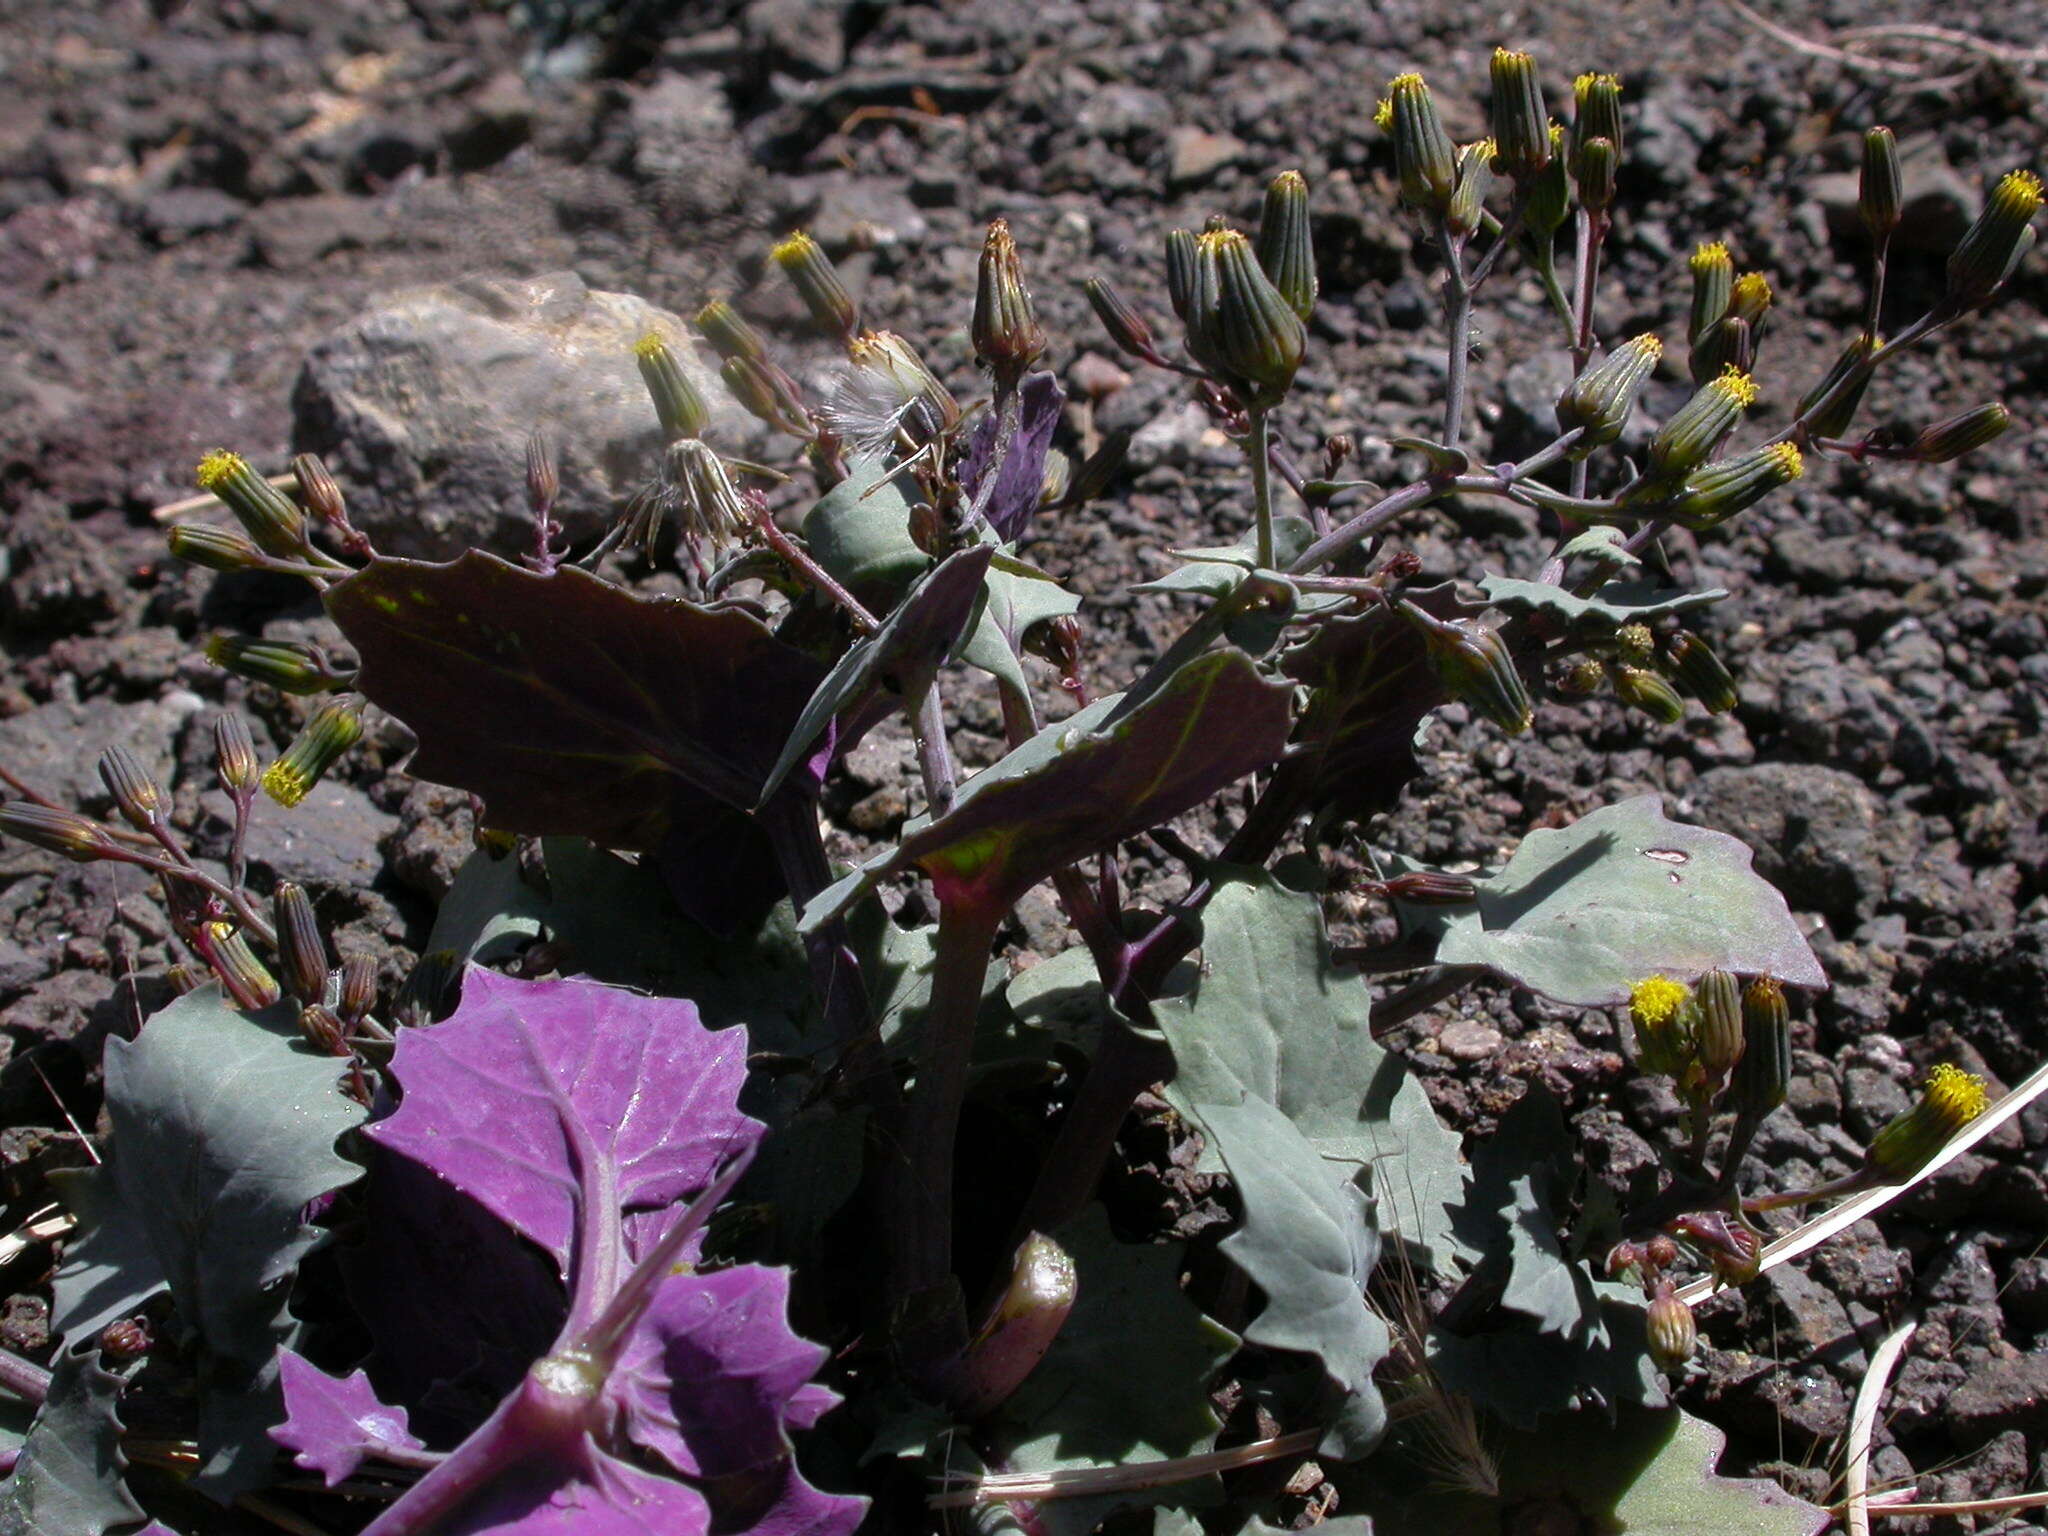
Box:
xmin=0 ymin=802 xmax=119 ymax=863
xmin=1630 ymin=975 xmax=1693 ymax=1078
xmin=96 ymin=745 xmax=165 ymax=831
xmin=1663 ymin=630 xmax=1737 ymax=713
xmin=1038 ymin=448 xmax=1071 ymax=508
xmin=1687 ymin=242 xmax=1733 ymax=346
xmin=1645 ymin=1285 xmax=1696 ymax=1370
xmin=1085 ymin=276 xmax=1161 ymax=364
xmin=525 ymin=430 xmax=558 ymax=517
xmin=273 ymin=882 xmax=330 ymax=1006
xmin=1408 ymin=609 xmax=1532 ymax=734
xmin=1863 ymin=1063 xmax=1989 ymax=1182
xmin=215 ymin=713 xmax=260 ymax=796
xmin=954 ymin=1231 xmax=1078 ymax=1420
xmin=1446 ymin=139 xmax=1495 ymax=240
xmin=262 ymin=699 xmax=363 ymax=810
xmin=1376 ymin=871 xmax=1478 ymax=905
xmin=207 ymin=923 xmax=280 ymax=1009
xmin=1688 ymin=314 xmax=1751 ymax=386
xmin=973 ymin=218 xmax=1046 ymax=384
xmin=1912 ymin=402 xmax=2012 ymax=463
xmin=1194 ymin=227 xmax=1305 ymax=406
xmin=1612 ymin=663 xmax=1685 ymax=724
xmin=1692 ymin=969 xmax=1744 ymax=1086
xmin=1646 ymin=366 xmax=1758 ymax=479
xmin=1665 ymin=442 xmax=1803 ymax=530
xmin=720 ymin=354 xmax=812 ymax=437
xmin=770 ymin=231 xmax=859 ymax=341
xmin=1575 ymin=135 xmax=1617 ymax=211
xmin=299 ymin=1004 xmax=350 ymax=1055
xmin=1644 ymin=1234 xmax=1680 ymax=1271
xmin=1571 ymin=73 xmax=1625 ymax=172
xmin=1255 ymin=169 xmax=1317 ymax=322
xmin=1489 ymin=49 xmax=1550 ymax=180
xmin=1527 ymin=123 xmax=1572 ymax=235
xmin=634 ymin=333 xmax=710 ymax=441
xmin=203 ymin=635 xmax=338 ymax=695
xmin=99 ymin=1319 xmax=152 ymax=1361
xmin=1731 ymin=975 xmax=1790 ymax=1119
xmin=338 ymin=954 xmax=378 ymax=1021
xmin=1556 ymin=333 xmax=1662 ymax=455
xmin=165 ymin=963 xmax=205 ymax=996
xmin=1164 ymin=229 xmax=1199 ymax=322
xmin=1796 ymin=332 xmax=1881 ymax=440
xmin=195 ymin=450 xmax=306 ymax=560
xmin=291 ymin=453 xmax=346 ymax=532
xmin=1606 ymin=1241 xmax=1642 ymax=1277
xmin=1860 ymin=127 xmax=1902 ymax=241
xmin=1378 ymin=72 xmax=1457 ymax=213
xmin=1946 ymin=169 xmax=2042 ymax=304
xmin=167 ymin=523 xmax=265 ymax=573
xmin=692 ymin=297 xmax=767 ymax=364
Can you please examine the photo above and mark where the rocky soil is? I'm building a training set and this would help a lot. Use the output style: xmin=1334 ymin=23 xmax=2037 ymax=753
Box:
xmin=2 ymin=0 xmax=2046 ymax=1530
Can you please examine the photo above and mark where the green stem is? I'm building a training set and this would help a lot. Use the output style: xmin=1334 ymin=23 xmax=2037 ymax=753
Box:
xmin=1248 ymin=407 xmax=1275 ymax=569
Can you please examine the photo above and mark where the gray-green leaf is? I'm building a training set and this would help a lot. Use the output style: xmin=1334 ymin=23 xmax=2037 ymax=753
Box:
xmin=1155 ymin=871 xmax=1465 ymax=1263
xmin=55 ymin=988 xmax=365 ymax=1498
xmin=1478 ymin=574 xmax=1725 ymax=629
xmin=0 ymin=1352 xmax=141 ymax=1536
xmin=1387 ymin=795 xmax=1825 ymax=1005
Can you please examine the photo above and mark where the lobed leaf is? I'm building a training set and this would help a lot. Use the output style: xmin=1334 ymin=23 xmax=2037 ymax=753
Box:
xmin=1385 ymin=794 xmax=1825 ymax=1005
xmin=1477 ymin=573 xmax=1726 ymax=630
xmin=1155 ymin=871 xmax=1465 ymax=1264
xmin=270 ymin=1351 xmax=427 ymax=1488
xmin=52 ymin=987 xmax=364 ymax=1497
xmin=363 ymin=967 xmax=759 ymax=1275
xmin=0 ymin=1352 xmax=140 ymax=1536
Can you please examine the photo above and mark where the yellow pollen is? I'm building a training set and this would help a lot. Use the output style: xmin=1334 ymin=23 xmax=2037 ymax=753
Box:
xmin=1373 ymin=98 xmax=1394 ymax=132
xmin=1995 ymin=169 xmax=2044 ymax=214
xmin=1691 ymin=241 xmax=1731 ymax=270
xmin=261 ymin=760 xmax=312 ymax=810
xmin=1732 ymin=272 xmax=1772 ymax=306
xmin=1630 ymin=975 xmax=1689 ymax=1029
xmin=1631 ymin=332 xmax=1665 ymax=359
xmin=1714 ymin=367 xmax=1760 ymax=408
xmin=1768 ymin=442 xmax=1804 ymax=480
xmin=1924 ymin=1062 xmax=1988 ymax=1125
xmin=196 ymin=449 xmax=244 ymax=491
xmin=769 ymin=231 xmax=819 ymax=267
xmin=1574 ymin=72 xmax=1622 ymax=99
xmin=1388 ymin=71 xmax=1426 ymax=94
xmin=632 ymin=331 xmax=669 ymax=361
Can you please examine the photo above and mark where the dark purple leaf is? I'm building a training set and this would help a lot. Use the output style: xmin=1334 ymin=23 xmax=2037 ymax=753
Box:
xmin=341 ymin=1141 xmax=565 ymax=1446
xmin=613 ymin=1266 xmax=826 ymax=1481
xmin=651 ymin=794 xmax=786 ymax=937
xmin=363 ymin=968 xmax=759 ymax=1277
xmin=756 ymin=545 xmax=995 ymax=805
xmin=802 ymin=649 xmax=1293 ymax=928
xmin=327 ymin=553 xmax=829 ymax=846
xmin=961 ymin=372 xmax=1065 ymax=541
xmin=1280 ymin=582 xmax=1475 ymax=822
xmin=271 ymin=1350 xmax=427 ymax=1487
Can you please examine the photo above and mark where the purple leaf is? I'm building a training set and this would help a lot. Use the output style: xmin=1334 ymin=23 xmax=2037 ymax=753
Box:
xmin=613 ymin=1266 xmax=827 ymax=1481
xmin=961 ymin=372 xmax=1065 ymax=541
xmin=326 ymin=553 xmax=830 ymax=846
xmin=271 ymin=1350 xmax=427 ymax=1487
xmin=364 ymin=968 xmax=759 ymax=1286
xmin=358 ymin=970 xmax=865 ymax=1536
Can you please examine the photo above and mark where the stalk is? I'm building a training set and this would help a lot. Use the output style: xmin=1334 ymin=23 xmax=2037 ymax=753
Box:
xmin=1248 ymin=407 xmax=1276 ymax=568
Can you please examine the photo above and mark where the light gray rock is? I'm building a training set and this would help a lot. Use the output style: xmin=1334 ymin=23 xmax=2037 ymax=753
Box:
xmin=291 ymin=271 xmax=741 ymax=558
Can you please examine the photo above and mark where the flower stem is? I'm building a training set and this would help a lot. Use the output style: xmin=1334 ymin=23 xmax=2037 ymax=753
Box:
xmin=1248 ymin=407 xmax=1276 ymax=569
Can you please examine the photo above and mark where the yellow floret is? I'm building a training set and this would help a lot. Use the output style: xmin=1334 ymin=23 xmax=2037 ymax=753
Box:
xmin=1629 ymin=975 xmax=1690 ymax=1030
xmin=261 ymin=760 xmax=312 ymax=810
xmin=1923 ymin=1062 xmax=1989 ymax=1128
xmin=1714 ymin=366 xmax=1761 ymax=408
xmin=196 ymin=449 xmax=244 ymax=491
